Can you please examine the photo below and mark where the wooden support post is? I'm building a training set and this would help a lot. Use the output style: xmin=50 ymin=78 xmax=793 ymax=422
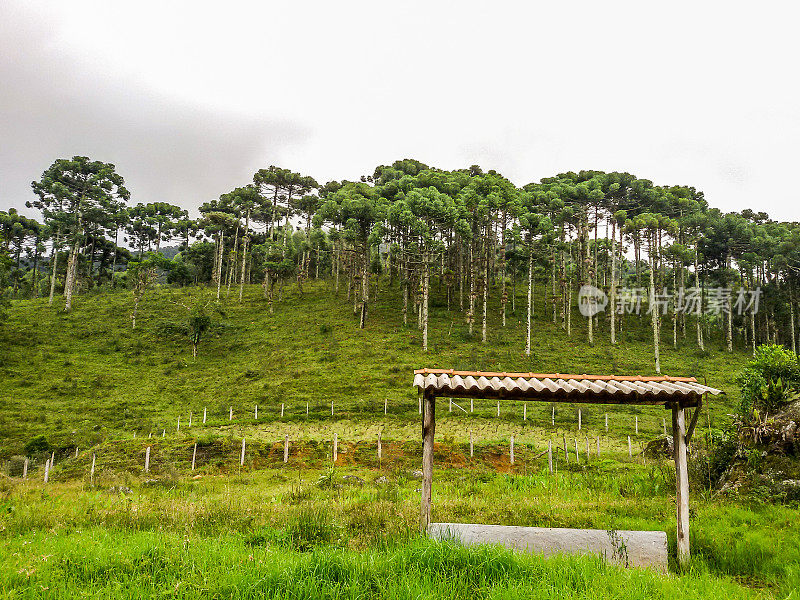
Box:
xmin=144 ymin=446 xmax=150 ymax=473
xmin=90 ymin=453 xmax=95 ymax=485
xmin=240 ymin=438 xmax=246 ymax=467
xmin=673 ymin=404 xmax=690 ymax=567
xmin=685 ymin=397 xmax=703 ymax=445
xmin=191 ymin=443 xmax=197 ymax=471
xmin=548 ymin=440 xmax=553 ymax=473
xmin=420 ymin=391 xmax=435 ymax=533
xmin=510 ymin=436 xmax=515 ymax=464
xmin=418 ymin=393 xmax=422 ymax=415
xmin=203 ymin=407 xmax=207 ymax=424
xmin=284 ymin=435 xmax=290 ymax=463
xmin=333 ymin=433 xmax=338 ymax=463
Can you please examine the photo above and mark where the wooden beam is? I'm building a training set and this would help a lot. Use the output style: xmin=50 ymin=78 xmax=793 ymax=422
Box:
xmin=672 ymin=403 xmax=690 ymax=567
xmin=685 ymin=396 xmax=703 ymax=445
xmin=420 ymin=391 xmax=436 ymax=533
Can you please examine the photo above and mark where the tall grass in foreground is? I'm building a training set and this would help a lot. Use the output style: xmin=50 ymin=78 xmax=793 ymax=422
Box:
xmin=0 ymin=530 xmax=780 ymax=599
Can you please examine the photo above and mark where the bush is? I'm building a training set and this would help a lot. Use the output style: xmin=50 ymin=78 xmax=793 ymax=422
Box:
xmin=737 ymin=344 xmax=800 ymax=414
xmin=23 ymin=434 xmax=50 ymax=456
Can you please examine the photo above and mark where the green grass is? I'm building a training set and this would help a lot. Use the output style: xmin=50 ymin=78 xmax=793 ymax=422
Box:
xmin=0 ymin=280 xmax=748 ymax=456
xmin=1 ymin=281 xmax=796 ymax=598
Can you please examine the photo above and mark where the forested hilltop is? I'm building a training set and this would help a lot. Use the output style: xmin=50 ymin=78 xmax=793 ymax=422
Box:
xmin=2 ymin=157 xmax=799 ymax=373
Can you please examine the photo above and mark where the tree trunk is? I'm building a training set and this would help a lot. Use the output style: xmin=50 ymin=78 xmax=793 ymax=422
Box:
xmin=48 ymin=230 xmax=60 ymax=305
xmin=422 ymin=253 xmax=430 ymax=351
xmin=650 ymin=231 xmax=661 ymax=374
xmin=359 ymin=243 xmax=369 ymax=329
xmin=239 ymin=209 xmax=250 ymax=302
xmin=526 ymin=248 xmax=533 ymax=356
xmin=610 ymin=220 xmax=617 ymax=344
xmin=63 ymin=233 xmax=81 ymax=312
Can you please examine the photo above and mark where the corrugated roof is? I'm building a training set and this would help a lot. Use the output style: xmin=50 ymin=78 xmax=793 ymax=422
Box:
xmin=413 ymin=369 xmax=722 ymax=406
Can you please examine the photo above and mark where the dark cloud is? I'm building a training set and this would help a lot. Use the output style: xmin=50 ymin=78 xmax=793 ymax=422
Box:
xmin=0 ymin=4 xmax=308 ymax=217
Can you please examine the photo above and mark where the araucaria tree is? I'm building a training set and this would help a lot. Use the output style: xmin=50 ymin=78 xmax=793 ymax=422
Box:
xmin=31 ymin=156 xmax=130 ymax=311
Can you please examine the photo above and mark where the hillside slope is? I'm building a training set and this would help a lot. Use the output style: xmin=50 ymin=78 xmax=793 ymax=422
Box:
xmin=0 ymin=281 xmax=747 ymax=456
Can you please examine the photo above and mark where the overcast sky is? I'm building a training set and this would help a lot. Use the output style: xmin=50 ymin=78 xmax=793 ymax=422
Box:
xmin=2 ymin=1 xmax=798 ymax=222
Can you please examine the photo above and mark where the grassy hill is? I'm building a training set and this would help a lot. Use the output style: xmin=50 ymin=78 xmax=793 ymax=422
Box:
xmin=0 ymin=280 xmax=747 ymax=456
xmin=3 ymin=282 xmax=799 ymax=598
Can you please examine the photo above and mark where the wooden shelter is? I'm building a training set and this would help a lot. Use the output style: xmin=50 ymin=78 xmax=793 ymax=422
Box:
xmin=414 ymin=369 xmax=723 ymax=566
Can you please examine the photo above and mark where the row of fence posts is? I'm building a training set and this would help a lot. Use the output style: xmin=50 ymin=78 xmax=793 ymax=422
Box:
xmin=125 ymin=401 xmax=665 ymax=440
xmin=34 ymin=430 xmax=649 ymax=483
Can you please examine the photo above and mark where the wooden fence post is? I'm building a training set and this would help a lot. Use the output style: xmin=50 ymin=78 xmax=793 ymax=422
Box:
xmin=229 ymin=406 xmax=233 ymax=421
xmin=333 ymin=433 xmax=338 ymax=463
xmin=449 ymin=398 xmax=452 ymax=413
xmin=281 ymin=403 xmax=285 ymax=418
xmin=203 ymin=407 xmax=207 ymax=424
xmin=144 ymin=446 xmax=151 ymax=473
xmin=90 ymin=453 xmax=96 ymax=485
xmin=552 ymin=406 xmax=555 ymax=426
xmin=240 ymin=438 xmax=246 ymax=467
xmin=43 ymin=457 xmax=50 ymax=483
xmin=189 ymin=411 xmax=192 ymax=427
xmin=161 ymin=429 xmax=165 ymax=437
xmin=284 ymin=435 xmax=290 ymax=463
xmin=177 ymin=416 xmax=181 ymax=432
xmin=306 ymin=402 xmax=309 ymax=416
xmin=496 ymin=401 xmax=500 ymax=417
xmin=331 ymin=401 xmax=334 ymax=417
xmin=377 ymin=432 xmax=382 ymax=463
xmin=384 ymin=398 xmax=388 ymax=415
xmin=578 ymin=409 xmax=582 ymax=430
xmin=23 ymin=457 xmax=29 ymax=479
xmin=191 ymin=443 xmax=197 ymax=471
xmin=523 ymin=403 xmax=527 ymax=421
xmin=562 ymin=434 xmax=568 ymax=463
xmin=605 ymin=413 xmax=608 ymax=432
xmin=548 ymin=440 xmax=553 ymax=473
xmin=510 ymin=436 xmax=515 ymax=464
xmin=635 ymin=415 xmax=639 ymax=434
xmin=470 ymin=398 xmax=474 ymax=413
xmin=469 ymin=430 xmax=474 ymax=457
xmin=627 ymin=435 xmax=632 ymax=457
xmin=75 ymin=447 xmax=79 ymax=458
xmin=255 ymin=405 xmax=258 ymax=419
xmin=574 ymin=439 xmax=579 ymax=464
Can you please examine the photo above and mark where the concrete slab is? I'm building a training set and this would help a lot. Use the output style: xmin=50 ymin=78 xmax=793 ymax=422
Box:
xmin=428 ymin=522 xmax=668 ymax=571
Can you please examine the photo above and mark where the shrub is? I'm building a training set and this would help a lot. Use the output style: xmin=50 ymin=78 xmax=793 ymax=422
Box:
xmin=23 ymin=434 xmax=50 ymax=456
xmin=737 ymin=344 xmax=800 ymax=415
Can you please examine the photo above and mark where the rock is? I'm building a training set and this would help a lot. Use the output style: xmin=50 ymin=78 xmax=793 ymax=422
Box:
xmin=643 ymin=436 xmax=673 ymax=459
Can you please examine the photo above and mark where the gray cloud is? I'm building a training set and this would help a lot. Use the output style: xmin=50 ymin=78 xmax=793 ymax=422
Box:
xmin=0 ymin=3 xmax=308 ymax=217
